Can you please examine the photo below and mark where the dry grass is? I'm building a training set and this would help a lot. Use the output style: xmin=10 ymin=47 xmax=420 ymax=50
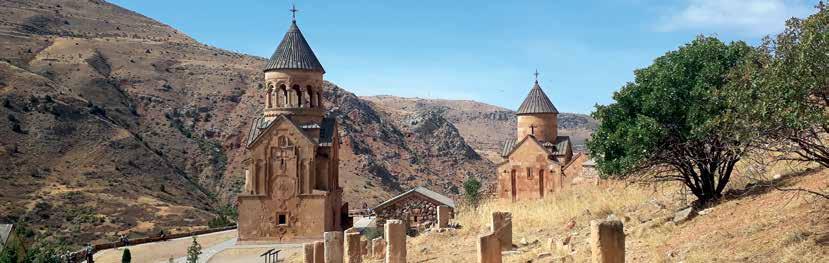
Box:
xmin=397 ymin=165 xmax=828 ymax=263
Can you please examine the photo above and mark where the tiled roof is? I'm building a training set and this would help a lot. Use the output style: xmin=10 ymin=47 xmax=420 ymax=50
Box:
xmin=264 ymin=21 xmax=325 ymax=73
xmin=374 ymin=187 xmax=455 ymax=210
xmin=0 ymin=224 xmax=13 ymax=250
xmin=245 ymin=116 xmax=336 ymax=147
xmin=500 ymin=135 xmax=571 ymax=157
xmin=246 ymin=116 xmax=271 ymax=146
xmin=551 ymin=136 xmax=571 ymax=156
xmin=501 ymin=140 xmax=517 ymax=157
xmin=517 ymin=81 xmax=558 ymax=115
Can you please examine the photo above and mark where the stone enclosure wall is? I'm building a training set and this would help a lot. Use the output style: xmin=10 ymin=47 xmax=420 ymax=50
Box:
xmin=374 ymin=193 xmax=453 ymax=230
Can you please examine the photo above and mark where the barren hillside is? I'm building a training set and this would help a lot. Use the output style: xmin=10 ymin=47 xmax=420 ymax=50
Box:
xmin=0 ymin=0 xmax=492 ymax=246
xmin=362 ymin=96 xmax=597 ymax=162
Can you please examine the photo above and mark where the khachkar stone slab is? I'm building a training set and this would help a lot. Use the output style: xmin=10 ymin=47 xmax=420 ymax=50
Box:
xmin=477 ymin=232 xmax=502 ymax=263
xmin=324 ymin=231 xmax=344 ymax=263
xmin=345 ymin=232 xmax=362 ymax=263
xmin=304 ymin=243 xmax=315 ymax=263
xmin=437 ymin=205 xmax=450 ymax=228
xmin=313 ymin=241 xmax=325 ymax=263
xmin=360 ymin=239 xmax=369 ymax=256
xmin=384 ymin=220 xmax=406 ymax=263
xmin=590 ymin=218 xmax=625 ymax=263
xmin=491 ymin=212 xmax=512 ymax=251
xmin=371 ymin=237 xmax=386 ymax=259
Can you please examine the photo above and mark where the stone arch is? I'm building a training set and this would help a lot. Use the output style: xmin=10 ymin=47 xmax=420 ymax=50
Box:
xmin=306 ymin=85 xmax=315 ymax=107
xmin=278 ymin=84 xmax=288 ymax=107
xmin=292 ymin=85 xmax=302 ymax=107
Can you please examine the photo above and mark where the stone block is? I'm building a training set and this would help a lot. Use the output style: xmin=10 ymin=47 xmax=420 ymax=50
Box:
xmin=371 ymin=237 xmax=386 ymax=259
xmin=385 ymin=220 xmax=406 ymax=263
xmin=590 ymin=219 xmax=624 ymax=263
xmin=477 ymin=232 xmax=502 ymax=263
xmin=324 ymin=231 xmax=344 ymax=263
xmin=491 ymin=212 xmax=512 ymax=251
xmin=313 ymin=241 xmax=324 ymax=263
xmin=437 ymin=205 xmax=450 ymax=228
xmin=304 ymin=243 xmax=315 ymax=263
xmin=360 ymin=239 xmax=369 ymax=256
xmin=345 ymin=232 xmax=362 ymax=263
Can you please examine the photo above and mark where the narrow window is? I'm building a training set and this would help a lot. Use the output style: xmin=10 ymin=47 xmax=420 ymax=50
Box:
xmin=277 ymin=213 xmax=287 ymax=225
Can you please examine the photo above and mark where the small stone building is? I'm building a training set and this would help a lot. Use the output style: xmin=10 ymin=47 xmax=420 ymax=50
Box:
xmin=237 ymin=16 xmax=346 ymax=243
xmin=497 ymin=78 xmax=585 ymax=201
xmin=373 ymin=187 xmax=455 ymax=230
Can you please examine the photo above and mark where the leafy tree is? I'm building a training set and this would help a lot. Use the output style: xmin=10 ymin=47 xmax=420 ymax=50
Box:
xmin=753 ymin=3 xmax=829 ymax=167
xmin=463 ymin=176 xmax=482 ymax=208
xmin=588 ymin=36 xmax=757 ymax=204
xmin=121 ymin=248 xmax=131 ymax=263
xmin=186 ymin=237 xmax=201 ymax=263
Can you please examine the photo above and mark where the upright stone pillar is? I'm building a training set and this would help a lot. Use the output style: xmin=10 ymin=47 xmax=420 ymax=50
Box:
xmin=437 ymin=205 xmax=450 ymax=228
xmin=477 ymin=232 xmax=502 ymax=263
xmin=360 ymin=239 xmax=369 ymax=256
xmin=590 ymin=218 xmax=625 ymax=263
xmin=324 ymin=231 xmax=344 ymax=263
xmin=313 ymin=241 xmax=325 ymax=263
xmin=491 ymin=212 xmax=512 ymax=251
xmin=371 ymin=237 xmax=386 ymax=259
xmin=345 ymin=232 xmax=362 ymax=263
xmin=304 ymin=243 xmax=315 ymax=263
xmin=384 ymin=220 xmax=406 ymax=263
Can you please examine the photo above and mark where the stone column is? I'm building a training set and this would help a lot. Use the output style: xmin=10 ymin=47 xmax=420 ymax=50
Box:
xmin=371 ymin=238 xmax=386 ymax=259
xmin=304 ymin=243 xmax=315 ymax=263
xmin=244 ymin=169 xmax=252 ymax=193
xmin=313 ymin=241 xmax=325 ymax=263
xmin=345 ymin=232 xmax=362 ymax=263
xmin=478 ymin=232 xmax=502 ymax=263
xmin=324 ymin=231 xmax=344 ymax=263
xmin=590 ymin=218 xmax=625 ymax=263
xmin=384 ymin=220 xmax=406 ymax=263
xmin=437 ymin=205 xmax=450 ymax=228
xmin=491 ymin=212 xmax=512 ymax=251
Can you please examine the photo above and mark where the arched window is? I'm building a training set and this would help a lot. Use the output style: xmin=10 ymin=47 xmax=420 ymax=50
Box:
xmin=526 ymin=167 xmax=533 ymax=179
xmin=278 ymin=84 xmax=288 ymax=107
xmin=307 ymin=86 xmax=315 ymax=107
xmin=292 ymin=85 xmax=302 ymax=107
xmin=316 ymin=92 xmax=322 ymax=108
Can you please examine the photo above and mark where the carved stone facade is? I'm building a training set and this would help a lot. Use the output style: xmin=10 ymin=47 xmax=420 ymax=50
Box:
xmin=373 ymin=187 xmax=455 ymax=230
xmin=237 ymin=18 xmax=344 ymax=243
xmin=497 ymin=79 xmax=579 ymax=201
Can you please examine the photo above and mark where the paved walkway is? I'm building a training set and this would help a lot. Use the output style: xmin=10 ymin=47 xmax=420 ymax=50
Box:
xmin=92 ymin=230 xmax=305 ymax=263
xmin=92 ymin=230 xmax=237 ymax=263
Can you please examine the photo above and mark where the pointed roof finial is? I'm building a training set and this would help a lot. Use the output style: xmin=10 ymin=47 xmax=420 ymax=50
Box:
xmin=290 ymin=2 xmax=299 ymax=22
xmin=533 ymin=69 xmax=540 ymax=84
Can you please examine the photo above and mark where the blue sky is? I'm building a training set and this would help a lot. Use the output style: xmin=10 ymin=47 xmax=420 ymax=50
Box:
xmin=109 ymin=0 xmax=818 ymax=114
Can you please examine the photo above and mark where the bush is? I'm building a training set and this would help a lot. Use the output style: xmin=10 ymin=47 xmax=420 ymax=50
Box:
xmin=121 ymin=248 xmax=131 ymax=263
xmin=463 ymin=177 xmax=482 ymax=208
xmin=186 ymin=237 xmax=201 ymax=263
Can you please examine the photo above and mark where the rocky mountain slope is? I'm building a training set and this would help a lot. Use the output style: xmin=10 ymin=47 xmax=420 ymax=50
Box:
xmin=362 ymin=96 xmax=597 ymax=162
xmin=0 ymin=0 xmax=502 ymax=246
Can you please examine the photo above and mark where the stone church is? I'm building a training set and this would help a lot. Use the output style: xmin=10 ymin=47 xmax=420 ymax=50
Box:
xmin=497 ymin=77 xmax=587 ymax=201
xmin=237 ymin=16 xmax=345 ymax=242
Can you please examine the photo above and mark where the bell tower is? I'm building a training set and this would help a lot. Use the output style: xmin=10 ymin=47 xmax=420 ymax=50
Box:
xmin=516 ymin=72 xmax=559 ymax=143
xmin=262 ymin=12 xmax=326 ymax=126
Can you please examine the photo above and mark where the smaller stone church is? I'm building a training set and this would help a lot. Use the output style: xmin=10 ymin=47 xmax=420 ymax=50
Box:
xmin=497 ymin=77 xmax=589 ymax=201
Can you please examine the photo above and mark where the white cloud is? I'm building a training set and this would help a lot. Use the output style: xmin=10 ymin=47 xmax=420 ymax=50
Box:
xmin=658 ymin=0 xmax=814 ymax=36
